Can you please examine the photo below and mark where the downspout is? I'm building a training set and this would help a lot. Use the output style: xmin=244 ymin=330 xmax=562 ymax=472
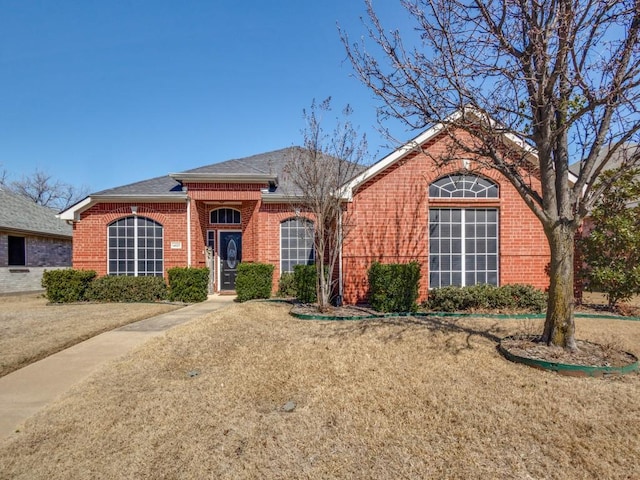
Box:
xmin=186 ymin=196 xmax=192 ymax=266
xmin=338 ymin=207 xmax=343 ymax=303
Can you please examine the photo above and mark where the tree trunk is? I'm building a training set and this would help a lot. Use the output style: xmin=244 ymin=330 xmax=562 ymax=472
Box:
xmin=542 ymin=222 xmax=578 ymax=350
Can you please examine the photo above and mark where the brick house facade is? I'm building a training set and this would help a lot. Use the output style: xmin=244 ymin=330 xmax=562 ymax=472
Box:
xmin=61 ymin=120 xmax=550 ymax=303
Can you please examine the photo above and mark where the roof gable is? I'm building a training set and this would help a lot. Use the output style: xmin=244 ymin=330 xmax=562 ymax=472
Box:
xmin=341 ymin=108 xmax=543 ymax=199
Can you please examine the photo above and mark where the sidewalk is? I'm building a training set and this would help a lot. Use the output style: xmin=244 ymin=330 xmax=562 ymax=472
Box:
xmin=0 ymin=295 xmax=235 ymax=441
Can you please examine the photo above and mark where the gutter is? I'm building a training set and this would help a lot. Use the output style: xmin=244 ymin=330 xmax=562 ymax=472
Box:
xmin=58 ymin=193 xmax=188 ymax=221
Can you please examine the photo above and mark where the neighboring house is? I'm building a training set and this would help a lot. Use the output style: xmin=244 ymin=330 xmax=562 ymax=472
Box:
xmin=0 ymin=188 xmax=72 ymax=293
xmin=60 ymin=120 xmax=550 ymax=304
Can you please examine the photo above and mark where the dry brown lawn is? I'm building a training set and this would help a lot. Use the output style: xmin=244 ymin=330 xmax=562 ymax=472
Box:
xmin=0 ymin=301 xmax=638 ymax=479
xmin=0 ymin=293 xmax=182 ymax=377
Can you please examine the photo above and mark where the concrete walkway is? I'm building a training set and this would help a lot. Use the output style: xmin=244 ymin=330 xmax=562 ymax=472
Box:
xmin=0 ymin=295 xmax=236 ymax=441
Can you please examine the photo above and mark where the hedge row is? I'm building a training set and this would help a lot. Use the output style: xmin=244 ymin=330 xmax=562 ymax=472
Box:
xmin=425 ymin=284 xmax=547 ymax=313
xmin=42 ymin=267 xmax=210 ymax=304
xmin=42 ymin=267 xmax=547 ymax=314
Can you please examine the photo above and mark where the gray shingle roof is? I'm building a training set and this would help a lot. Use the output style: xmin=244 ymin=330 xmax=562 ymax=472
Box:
xmin=569 ymin=143 xmax=640 ymax=177
xmin=87 ymin=147 xmax=366 ymax=200
xmin=91 ymin=147 xmax=344 ymax=198
xmin=0 ymin=188 xmax=72 ymax=238
xmin=92 ymin=174 xmax=184 ymax=196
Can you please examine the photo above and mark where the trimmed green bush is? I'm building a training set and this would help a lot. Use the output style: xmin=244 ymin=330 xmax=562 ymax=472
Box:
xmin=86 ymin=275 xmax=167 ymax=302
xmin=235 ymin=262 xmax=275 ymax=302
xmin=368 ymin=261 xmax=421 ymax=312
xmin=42 ymin=269 xmax=97 ymax=303
xmin=168 ymin=267 xmax=209 ymax=303
xmin=426 ymin=283 xmax=547 ymax=313
xmin=276 ymin=272 xmax=296 ymax=298
xmin=294 ymin=264 xmax=317 ymax=303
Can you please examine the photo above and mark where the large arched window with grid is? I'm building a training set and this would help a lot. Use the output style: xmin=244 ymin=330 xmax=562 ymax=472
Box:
xmin=280 ymin=218 xmax=315 ymax=274
xmin=107 ymin=216 xmax=164 ymax=276
xmin=429 ymin=174 xmax=499 ymax=198
xmin=429 ymin=175 xmax=499 ymax=288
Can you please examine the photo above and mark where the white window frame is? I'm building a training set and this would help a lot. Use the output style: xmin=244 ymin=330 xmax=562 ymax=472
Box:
xmin=428 ymin=208 xmax=499 ymax=288
xmin=280 ymin=217 xmax=315 ymax=275
xmin=210 ymin=208 xmax=241 ymax=225
xmin=107 ymin=216 xmax=164 ymax=276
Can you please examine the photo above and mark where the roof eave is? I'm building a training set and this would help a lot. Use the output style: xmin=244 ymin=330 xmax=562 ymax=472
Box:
xmin=0 ymin=225 xmax=72 ymax=240
xmin=58 ymin=194 xmax=188 ymax=221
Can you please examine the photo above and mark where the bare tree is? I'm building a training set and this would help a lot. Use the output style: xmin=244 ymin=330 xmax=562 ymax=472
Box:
xmin=10 ymin=169 xmax=89 ymax=211
xmin=341 ymin=0 xmax=640 ymax=349
xmin=285 ymin=98 xmax=369 ymax=312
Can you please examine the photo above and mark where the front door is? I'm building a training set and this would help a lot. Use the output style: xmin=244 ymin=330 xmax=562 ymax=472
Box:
xmin=219 ymin=231 xmax=242 ymax=291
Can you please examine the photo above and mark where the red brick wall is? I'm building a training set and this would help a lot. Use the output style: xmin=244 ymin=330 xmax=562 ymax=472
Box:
xmin=72 ymin=141 xmax=550 ymax=302
xmin=342 ymin=133 xmax=550 ymax=304
xmin=188 ymin=196 xmax=306 ymax=293
xmin=72 ymin=202 xmax=188 ymax=276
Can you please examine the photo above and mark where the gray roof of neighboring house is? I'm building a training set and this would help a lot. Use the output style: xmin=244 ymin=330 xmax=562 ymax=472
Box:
xmin=569 ymin=143 xmax=640 ymax=177
xmin=0 ymin=188 xmax=72 ymax=238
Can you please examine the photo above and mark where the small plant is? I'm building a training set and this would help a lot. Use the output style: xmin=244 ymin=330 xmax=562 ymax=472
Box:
xmin=168 ymin=267 xmax=209 ymax=303
xmin=276 ymin=272 xmax=297 ymax=298
xmin=235 ymin=263 xmax=275 ymax=302
xmin=42 ymin=269 xmax=97 ymax=303
xmin=294 ymin=264 xmax=317 ymax=303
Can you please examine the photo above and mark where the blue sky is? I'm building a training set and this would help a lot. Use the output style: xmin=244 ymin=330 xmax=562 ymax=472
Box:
xmin=0 ymin=1 xmax=413 ymax=193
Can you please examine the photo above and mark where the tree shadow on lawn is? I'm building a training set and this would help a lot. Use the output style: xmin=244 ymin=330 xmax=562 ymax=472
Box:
xmin=307 ymin=314 xmax=508 ymax=355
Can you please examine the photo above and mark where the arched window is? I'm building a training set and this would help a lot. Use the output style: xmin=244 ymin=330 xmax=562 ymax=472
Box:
xmin=429 ymin=174 xmax=498 ymax=198
xmin=210 ymin=208 xmax=241 ymax=225
xmin=108 ymin=216 xmax=163 ymax=276
xmin=280 ymin=218 xmax=315 ymax=274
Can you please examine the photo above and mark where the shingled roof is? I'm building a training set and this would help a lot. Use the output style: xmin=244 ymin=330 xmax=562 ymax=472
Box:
xmin=60 ymin=147 xmax=365 ymax=220
xmin=0 ymin=188 xmax=72 ymax=238
xmin=91 ymin=147 xmax=299 ymax=197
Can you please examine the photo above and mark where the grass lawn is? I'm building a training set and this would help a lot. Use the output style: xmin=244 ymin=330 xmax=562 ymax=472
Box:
xmin=0 ymin=293 xmax=183 ymax=377
xmin=0 ymin=301 xmax=638 ymax=479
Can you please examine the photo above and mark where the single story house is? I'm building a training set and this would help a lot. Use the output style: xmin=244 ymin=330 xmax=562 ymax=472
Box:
xmin=0 ymin=188 xmax=72 ymax=293
xmin=60 ymin=116 xmax=550 ymax=304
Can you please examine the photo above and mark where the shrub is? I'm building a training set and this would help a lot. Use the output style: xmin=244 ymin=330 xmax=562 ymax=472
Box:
xmin=42 ymin=269 xmax=97 ymax=303
xmin=578 ymin=168 xmax=640 ymax=308
xmin=277 ymin=272 xmax=296 ymax=298
xmin=168 ymin=267 xmax=209 ymax=303
xmin=500 ymin=284 xmax=547 ymax=312
xmin=368 ymin=261 xmax=421 ymax=312
xmin=426 ymin=283 xmax=547 ymax=313
xmin=294 ymin=264 xmax=317 ymax=303
xmin=86 ymin=275 xmax=167 ymax=302
xmin=235 ymin=263 xmax=275 ymax=302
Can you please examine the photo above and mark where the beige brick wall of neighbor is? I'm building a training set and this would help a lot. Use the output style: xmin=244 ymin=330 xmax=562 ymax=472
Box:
xmin=0 ymin=233 xmax=72 ymax=293
xmin=0 ymin=266 xmax=69 ymax=294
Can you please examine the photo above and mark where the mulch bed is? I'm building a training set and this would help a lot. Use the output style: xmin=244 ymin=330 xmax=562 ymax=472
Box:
xmin=501 ymin=336 xmax=638 ymax=368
